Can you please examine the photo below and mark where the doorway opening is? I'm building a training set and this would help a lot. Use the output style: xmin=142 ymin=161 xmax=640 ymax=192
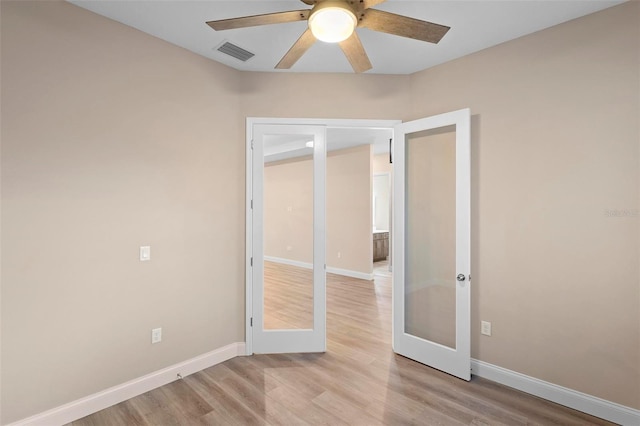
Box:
xmin=245 ymin=118 xmax=400 ymax=355
xmin=246 ymin=109 xmax=471 ymax=382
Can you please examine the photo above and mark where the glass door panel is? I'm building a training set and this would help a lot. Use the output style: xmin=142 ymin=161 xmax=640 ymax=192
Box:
xmin=405 ymin=126 xmax=457 ymax=349
xmin=263 ymin=134 xmax=314 ymax=330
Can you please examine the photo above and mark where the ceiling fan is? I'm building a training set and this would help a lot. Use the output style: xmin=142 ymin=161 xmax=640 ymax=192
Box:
xmin=206 ymin=0 xmax=450 ymax=73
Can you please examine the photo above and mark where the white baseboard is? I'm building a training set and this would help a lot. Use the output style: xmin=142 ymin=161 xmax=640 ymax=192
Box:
xmin=265 ymin=256 xmax=373 ymax=281
xmin=471 ymin=359 xmax=640 ymax=426
xmin=264 ymin=256 xmax=311 ymax=270
xmin=9 ymin=342 xmax=246 ymax=426
xmin=327 ymin=266 xmax=373 ymax=281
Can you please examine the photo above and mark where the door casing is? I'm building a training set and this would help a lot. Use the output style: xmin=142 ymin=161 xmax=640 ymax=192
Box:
xmin=245 ymin=117 xmax=401 ymax=355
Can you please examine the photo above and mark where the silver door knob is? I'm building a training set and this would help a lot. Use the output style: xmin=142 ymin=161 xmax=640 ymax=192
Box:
xmin=457 ymin=274 xmax=466 ymax=282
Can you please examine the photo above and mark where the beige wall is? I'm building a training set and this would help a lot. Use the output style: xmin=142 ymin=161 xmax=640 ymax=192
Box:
xmin=264 ymin=156 xmax=314 ymax=264
xmin=408 ymin=3 xmax=639 ymax=408
xmin=264 ymin=145 xmax=372 ymax=275
xmin=239 ymin=72 xmax=411 ymax=121
xmin=373 ymin=153 xmax=393 ymax=175
xmin=1 ymin=0 xmax=639 ymax=423
xmin=327 ymin=145 xmax=372 ymax=273
xmin=1 ymin=1 xmax=245 ymax=423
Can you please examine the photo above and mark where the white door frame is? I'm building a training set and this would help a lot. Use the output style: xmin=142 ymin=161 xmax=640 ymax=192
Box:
xmin=252 ymin=123 xmax=327 ymax=353
xmin=245 ymin=117 xmax=401 ymax=355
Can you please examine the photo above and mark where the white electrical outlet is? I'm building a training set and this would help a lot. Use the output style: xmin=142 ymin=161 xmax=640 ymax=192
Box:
xmin=151 ymin=327 xmax=162 ymax=344
xmin=337 ymin=252 xmax=341 ymax=258
xmin=481 ymin=321 xmax=492 ymax=336
xmin=140 ymin=246 xmax=151 ymax=261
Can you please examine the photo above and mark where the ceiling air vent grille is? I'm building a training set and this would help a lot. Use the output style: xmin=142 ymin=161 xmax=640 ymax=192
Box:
xmin=217 ymin=41 xmax=255 ymax=62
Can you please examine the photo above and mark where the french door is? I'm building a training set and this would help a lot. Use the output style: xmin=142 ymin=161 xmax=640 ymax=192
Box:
xmin=250 ymin=124 xmax=326 ymax=353
xmin=393 ymin=109 xmax=471 ymax=380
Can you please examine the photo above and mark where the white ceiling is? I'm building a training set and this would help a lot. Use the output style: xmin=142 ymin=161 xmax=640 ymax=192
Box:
xmin=69 ymin=0 xmax=625 ymax=75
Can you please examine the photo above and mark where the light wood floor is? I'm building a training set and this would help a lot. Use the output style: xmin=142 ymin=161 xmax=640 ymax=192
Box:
xmin=264 ymin=261 xmax=313 ymax=329
xmin=70 ymin=262 xmax=613 ymax=425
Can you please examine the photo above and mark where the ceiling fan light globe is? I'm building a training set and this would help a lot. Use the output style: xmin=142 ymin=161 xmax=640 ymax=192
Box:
xmin=308 ymin=6 xmax=357 ymax=43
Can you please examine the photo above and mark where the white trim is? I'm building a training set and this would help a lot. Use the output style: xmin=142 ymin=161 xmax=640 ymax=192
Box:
xmin=264 ymin=255 xmax=312 ymax=270
xmin=327 ymin=266 xmax=373 ymax=281
xmin=245 ymin=119 xmax=254 ymax=356
xmin=248 ymin=117 xmax=401 ymax=129
xmin=265 ymin=256 xmax=374 ymax=281
xmin=471 ymin=359 xmax=640 ymax=426
xmin=8 ymin=343 xmax=246 ymax=426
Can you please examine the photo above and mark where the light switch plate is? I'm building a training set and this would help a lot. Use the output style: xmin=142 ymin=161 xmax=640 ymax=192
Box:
xmin=481 ymin=321 xmax=492 ymax=336
xmin=140 ymin=246 xmax=151 ymax=261
xmin=151 ymin=327 xmax=162 ymax=344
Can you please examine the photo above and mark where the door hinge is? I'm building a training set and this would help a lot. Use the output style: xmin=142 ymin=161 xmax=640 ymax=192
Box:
xmin=250 ymin=317 xmax=253 ymax=327
xmin=250 ymin=257 xmax=253 ymax=266
xmin=251 ymin=199 xmax=253 ymax=209
xmin=251 ymin=140 xmax=254 ymax=150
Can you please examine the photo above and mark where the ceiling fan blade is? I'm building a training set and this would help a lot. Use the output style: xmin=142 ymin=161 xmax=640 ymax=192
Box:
xmin=338 ymin=32 xmax=372 ymax=73
xmin=360 ymin=9 xmax=450 ymax=43
xmin=207 ymin=10 xmax=309 ymax=31
xmin=300 ymin=0 xmax=316 ymax=4
xmin=363 ymin=0 xmax=386 ymax=9
xmin=275 ymin=28 xmax=317 ymax=69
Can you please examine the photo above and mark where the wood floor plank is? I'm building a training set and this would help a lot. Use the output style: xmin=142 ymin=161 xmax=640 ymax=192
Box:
xmin=311 ymin=390 xmax=384 ymax=426
xmin=127 ymin=388 xmax=187 ymax=426
xmin=217 ymin=367 xmax=309 ymax=425
xmin=244 ymin=357 xmax=326 ymax=403
xmin=68 ymin=261 xmax=615 ymax=426
xmin=159 ymin=379 xmax=214 ymax=419
xmin=223 ymin=356 xmax=281 ymax=394
xmin=267 ymin=385 xmax=350 ymax=426
xmin=184 ymin=370 xmax=267 ymax=426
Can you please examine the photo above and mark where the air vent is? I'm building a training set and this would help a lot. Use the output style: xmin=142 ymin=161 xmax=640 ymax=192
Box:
xmin=216 ymin=41 xmax=255 ymax=62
